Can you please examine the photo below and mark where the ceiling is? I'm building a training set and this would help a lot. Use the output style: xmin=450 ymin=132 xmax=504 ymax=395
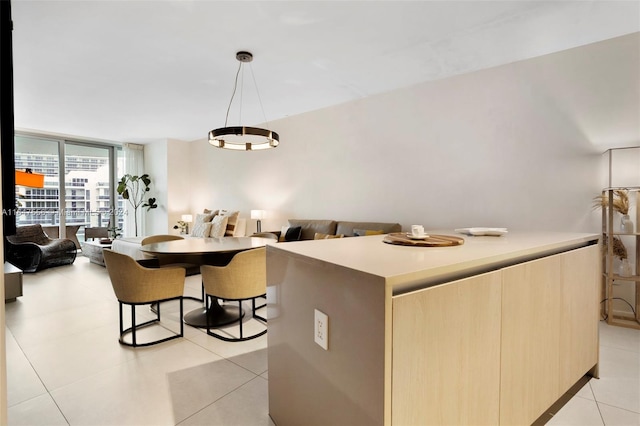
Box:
xmin=10 ymin=0 xmax=640 ymax=143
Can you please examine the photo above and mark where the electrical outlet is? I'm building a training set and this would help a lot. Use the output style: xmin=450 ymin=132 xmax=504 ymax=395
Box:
xmin=314 ymin=309 xmax=329 ymax=350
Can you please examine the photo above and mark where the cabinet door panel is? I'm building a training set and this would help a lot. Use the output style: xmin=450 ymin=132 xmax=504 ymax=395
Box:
xmin=392 ymin=271 xmax=502 ymax=425
xmin=500 ymin=255 xmax=563 ymax=425
xmin=500 ymin=246 xmax=599 ymax=425
xmin=559 ymin=245 xmax=600 ymax=390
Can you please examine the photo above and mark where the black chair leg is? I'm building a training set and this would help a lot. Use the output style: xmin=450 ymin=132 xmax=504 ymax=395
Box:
xmin=119 ymin=302 xmax=124 ymax=338
xmin=254 ymin=294 xmax=267 ymax=310
xmin=205 ymin=294 xmax=211 ymax=335
xmin=205 ymin=297 xmax=267 ymax=342
xmin=118 ymin=298 xmax=184 ymax=347
xmin=238 ymin=301 xmax=244 ymax=339
xmin=131 ymin=304 xmax=137 ymax=347
xmin=179 ymin=297 xmax=184 ymax=337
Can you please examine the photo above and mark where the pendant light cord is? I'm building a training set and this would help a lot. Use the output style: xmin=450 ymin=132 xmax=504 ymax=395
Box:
xmin=224 ymin=61 xmax=243 ymax=127
xmin=222 ymin=54 xmax=271 ymax=129
xmin=248 ymin=63 xmax=271 ymax=128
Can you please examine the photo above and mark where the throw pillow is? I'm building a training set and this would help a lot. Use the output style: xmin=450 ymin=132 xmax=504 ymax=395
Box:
xmin=194 ymin=213 xmax=215 ymax=226
xmin=219 ymin=210 xmax=240 ymax=236
xmin=189 ymin=213 xmax=214 ymax=237
xmin=191 ymin=221 xmax=212 ymax=238
xmin=209 ymin=215 xmax=229 ymax=238
xmin=284 ymin=226 xmax=302 ymax=242
xmin=353 ymin=229 xmax=384 ymax=236
xmin=314 ymin=232 xmax=344 ymax=240
xmin=203 ymin=208 xmax=219 ymax=216
xmin=279 ymin=225 xmax=289 ymax=242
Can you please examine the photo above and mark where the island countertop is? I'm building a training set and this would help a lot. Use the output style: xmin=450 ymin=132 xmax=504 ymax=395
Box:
xmin=267 ymin=231 xmax=600 ymax=294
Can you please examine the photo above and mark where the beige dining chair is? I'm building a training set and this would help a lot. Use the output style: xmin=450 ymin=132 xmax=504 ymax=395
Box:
xmin=140 ymin=234 xmax=184 ymax=245
xmin=200 ymin=247 xmax=267 ymax=341
xmin=103 ymin=249 xmax=186 ymax=347
xmin=140 ymin=234 xmax=202 ymax=304
xmin=140 ymin=234 xmax=200 ymax=276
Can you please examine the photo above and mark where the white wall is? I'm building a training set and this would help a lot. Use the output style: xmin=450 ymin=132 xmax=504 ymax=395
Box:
xmin=166 ymin=139 xmax=192 ymax=232
xmin=175 ymin=33 xmax=639 ymax=235
xmin=607 ymin=147 xmax=640 ymax=188
xmin=143 ymin=140 xmax=168 ymax=235
xmin=143 ymin=138 xmax=194 ymax=235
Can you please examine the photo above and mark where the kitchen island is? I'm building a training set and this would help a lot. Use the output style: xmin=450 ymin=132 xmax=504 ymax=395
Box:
xmin=266 ymin=231 xmax=600 ymax=425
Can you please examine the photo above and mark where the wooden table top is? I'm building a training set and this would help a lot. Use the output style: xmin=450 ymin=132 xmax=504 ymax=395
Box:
xmin=140 ymin=236 xmax=274 ymax=255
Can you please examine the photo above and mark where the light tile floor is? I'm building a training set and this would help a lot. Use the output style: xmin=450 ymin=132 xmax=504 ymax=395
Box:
xmin=5 ymin=257 xmax=640 ymax=425
xmin=6 ymin=257 xmax=273 ymax=425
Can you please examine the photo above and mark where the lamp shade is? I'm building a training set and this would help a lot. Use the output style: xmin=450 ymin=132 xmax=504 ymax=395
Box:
xmin=15 ymin=170 xmax=44 ymax=188
xmin=251 ymin=210 xmax=265 ymax=220
xmin=181 ymin=214 xmax=193 ymax=223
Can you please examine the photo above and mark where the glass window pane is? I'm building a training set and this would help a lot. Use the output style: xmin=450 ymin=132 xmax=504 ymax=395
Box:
xmin=15 ymin=133 xmax=121 ymax=244
xmin=64 ymin=143 xmax=111 ymax=241
xmin=14 ymin=135 xmax=60 ymax=228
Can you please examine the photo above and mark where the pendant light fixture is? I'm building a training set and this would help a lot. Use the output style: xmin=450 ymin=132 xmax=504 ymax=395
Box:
xmin=209 ymin=51 xmax=279 ymax=151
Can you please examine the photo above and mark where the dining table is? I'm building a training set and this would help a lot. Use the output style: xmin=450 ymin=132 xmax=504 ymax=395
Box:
xmin=140 ymin=236 xmax=273 ymax=328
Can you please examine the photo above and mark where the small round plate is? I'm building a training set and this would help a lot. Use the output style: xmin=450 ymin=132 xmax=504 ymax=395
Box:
xmin=406 ymin=233 xmax=429 ymax=240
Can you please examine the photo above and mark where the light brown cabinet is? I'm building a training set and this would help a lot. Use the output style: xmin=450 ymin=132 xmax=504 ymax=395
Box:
xmin=500 ymin=246 xmax=599 ymax=424
xmin=392 ymin=245 xmax=599 ymax=425
xmin=392 ymin=271 xmax=502 ymax=424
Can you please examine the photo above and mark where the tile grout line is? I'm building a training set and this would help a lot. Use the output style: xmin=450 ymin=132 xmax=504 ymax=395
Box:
xmin=184 ymin=333 xmax=268 ymax=377
xmin=590 ymin=382 xmax=607 ymax=425
xmin=5 ymin=328 xmax=72 ymax=424
xmin=596 ymin=400 xmax=640 ymax=415
xmin=7 ymin=258 xmax=271 ymax=425
xmin=175 ymin=375 xmax=267 ymax=426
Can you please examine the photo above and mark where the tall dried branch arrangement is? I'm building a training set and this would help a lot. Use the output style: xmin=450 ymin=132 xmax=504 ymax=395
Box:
xmin=603 ymin=236 xmax=628 ymax=260
xmin=593 ymin=190 xmax=630 ymax=215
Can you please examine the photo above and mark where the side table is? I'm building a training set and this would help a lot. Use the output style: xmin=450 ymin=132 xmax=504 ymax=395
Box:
xmin=4 ymin=262 xmax=23 ymax=302
xmin=82 ymin=240 xmax=112 ymax=266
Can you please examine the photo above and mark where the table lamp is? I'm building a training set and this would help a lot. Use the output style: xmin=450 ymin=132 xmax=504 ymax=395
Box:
xmin=181 ymin=214 xmax=193 ymax=234
xmin=251 ymin=210 xmax=265 ymax=233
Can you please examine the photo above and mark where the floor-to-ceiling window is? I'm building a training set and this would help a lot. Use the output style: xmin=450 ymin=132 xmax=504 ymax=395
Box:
xmin=14 ymin=133 xmax=123 ymax=242
xmin=14 ymin=135 xmax=60 ymax=227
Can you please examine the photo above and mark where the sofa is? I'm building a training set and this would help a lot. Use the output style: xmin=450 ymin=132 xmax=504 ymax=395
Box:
xmin=111 ymin=210 xmax=247 ymax=261
xmin=6 ymin=224 xmax=77 ymax=272
xmin=268 ymin=219 xmax=402 ymax=241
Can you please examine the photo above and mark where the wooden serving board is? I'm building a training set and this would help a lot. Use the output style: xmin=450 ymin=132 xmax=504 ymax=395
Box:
xmin=383 ymin=233 xmax=465 ymax=247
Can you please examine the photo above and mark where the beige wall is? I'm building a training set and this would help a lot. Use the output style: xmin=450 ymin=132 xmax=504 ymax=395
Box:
xmin=156 ymin=33 xmax=640 ymax=235
xmin=165 ymin=139 xmax=192 ymax=232
xmin=142 ymin=139 xmax=193 ymax=235
xmin=142 ymin=140 xmax=168 ymax=235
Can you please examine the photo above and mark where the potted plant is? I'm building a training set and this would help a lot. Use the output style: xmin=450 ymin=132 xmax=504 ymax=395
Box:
xmin=116 ymin=174 xmax=158 ymax=236
xmin=107 ymin=225 xmax=122 ymax=241
xmin=594 ymin=189 xmax=633 ymax=233
xmin=173 ymin=220 xmax=187 ymax=234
